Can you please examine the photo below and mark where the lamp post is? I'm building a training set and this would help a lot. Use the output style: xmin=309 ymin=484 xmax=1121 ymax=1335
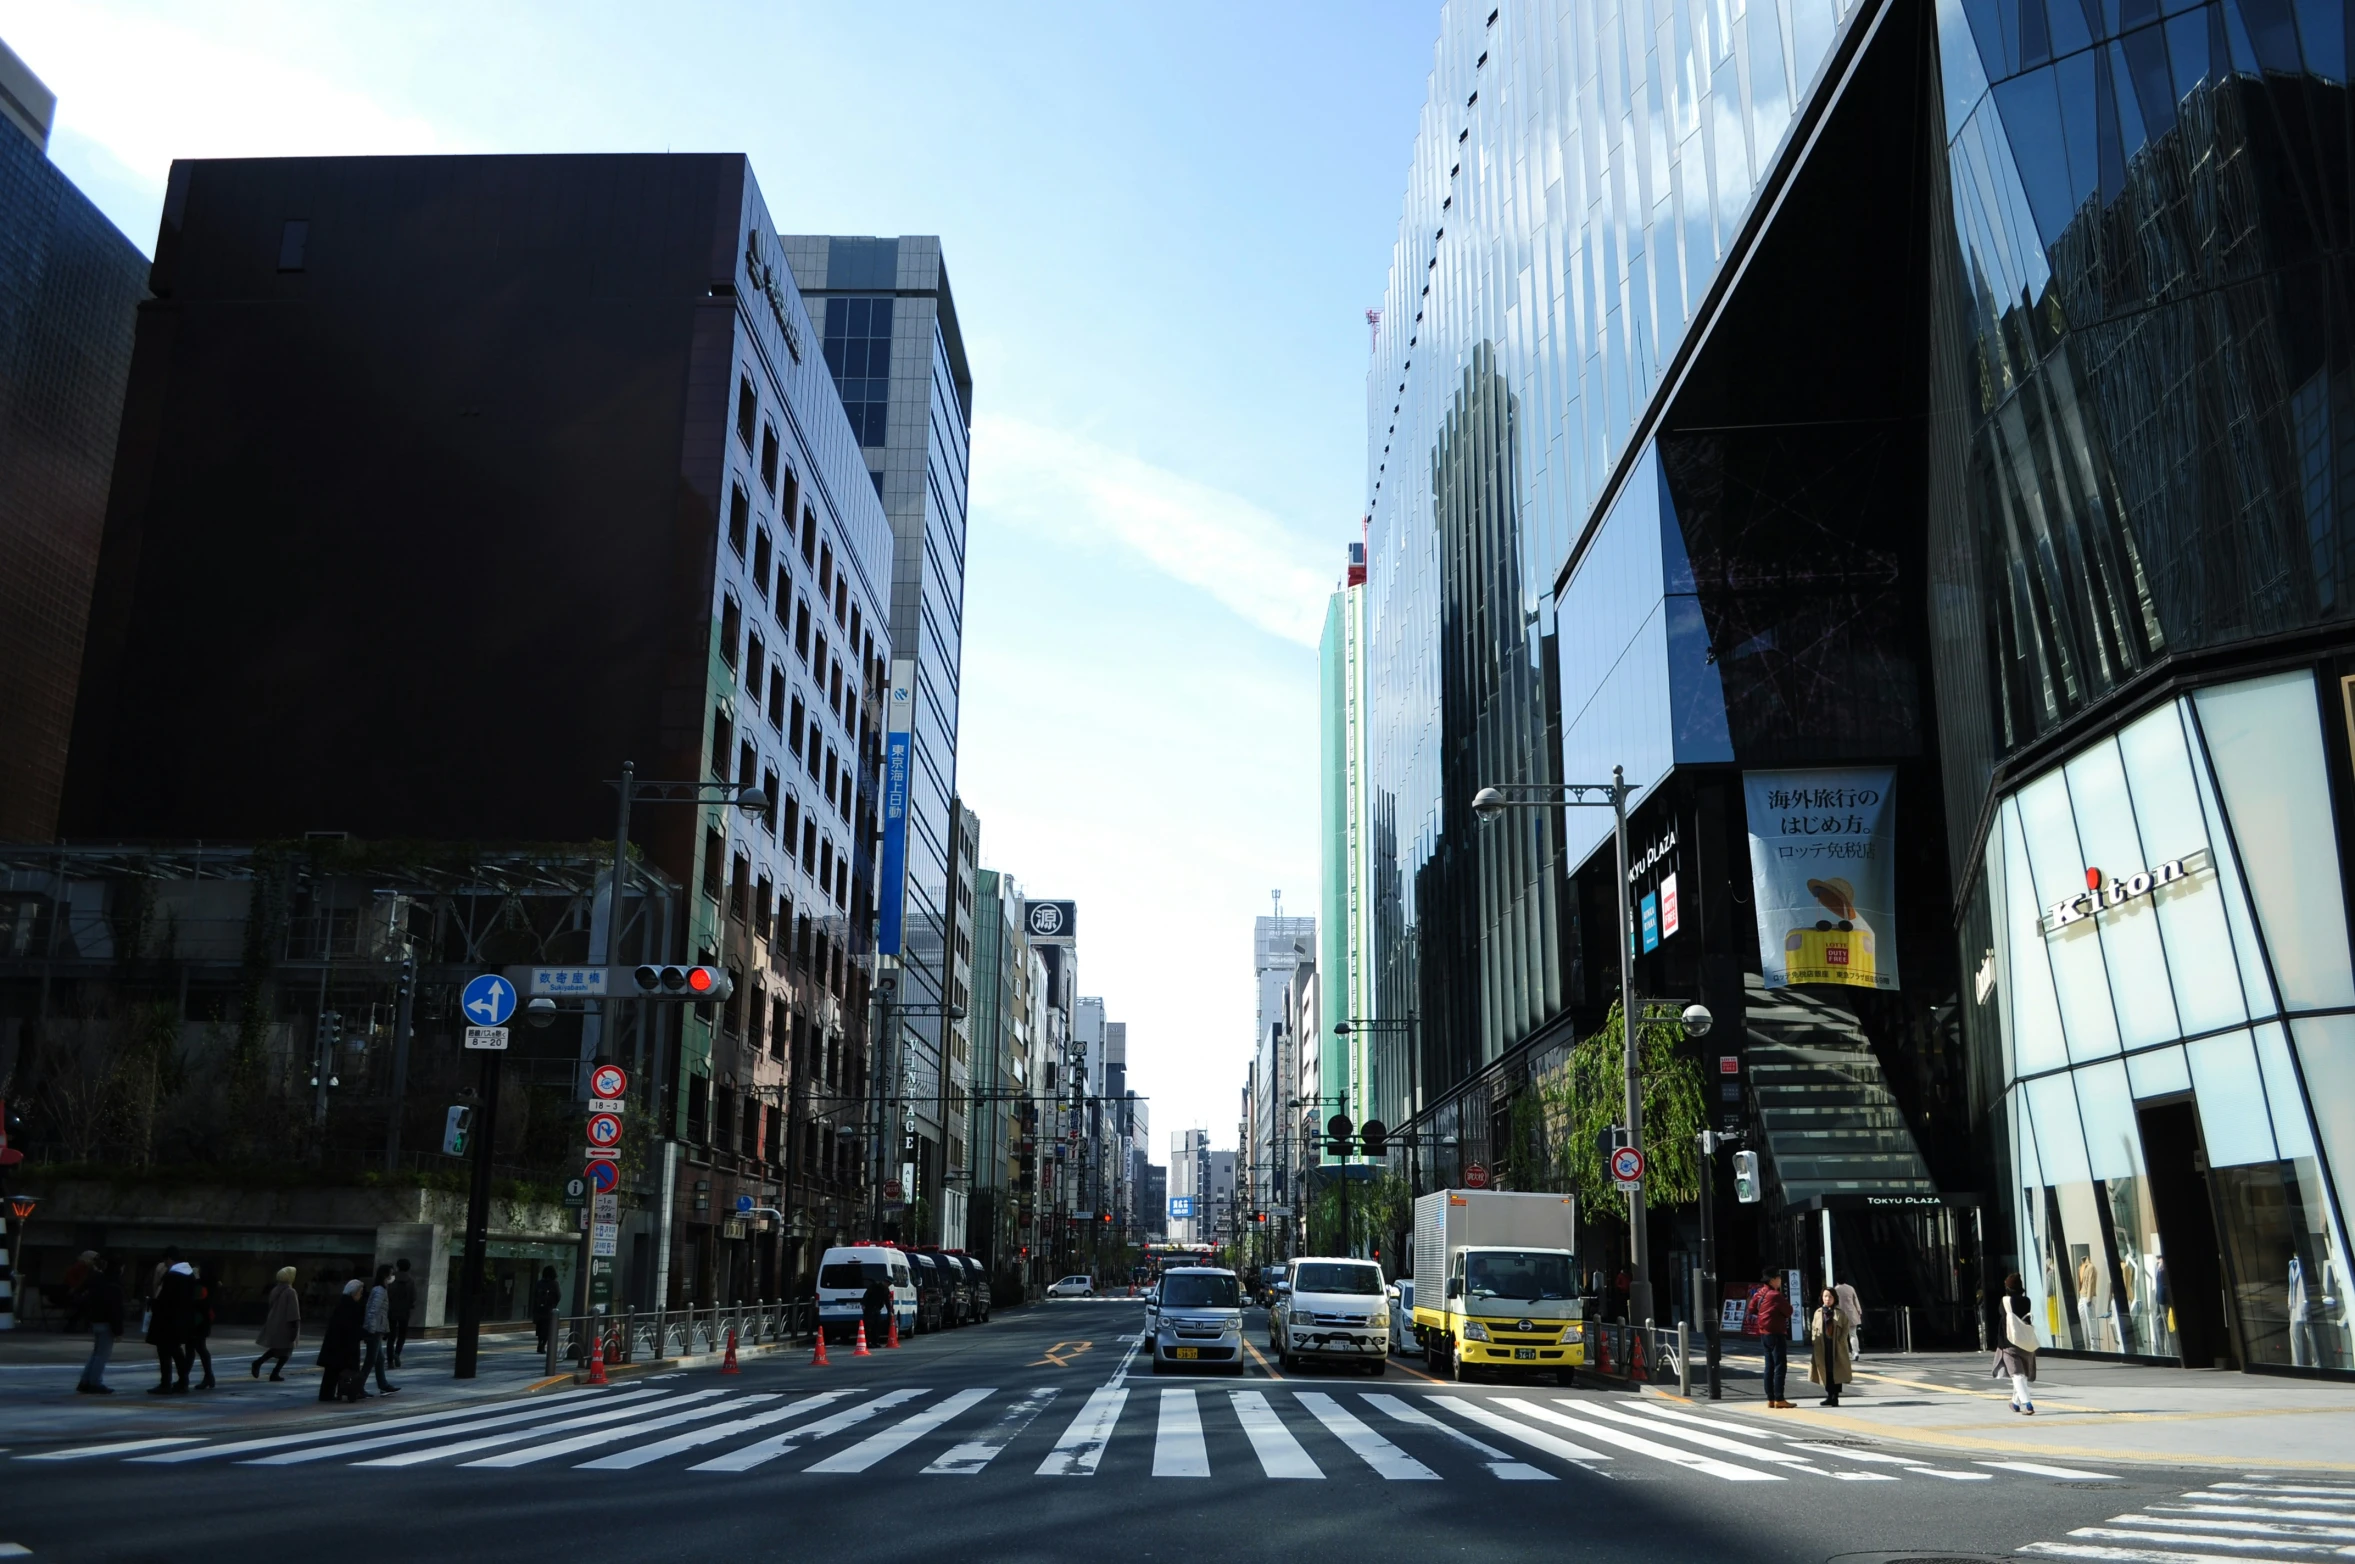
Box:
xmin=1471 ymin=767 xmax=1661 ymax=1325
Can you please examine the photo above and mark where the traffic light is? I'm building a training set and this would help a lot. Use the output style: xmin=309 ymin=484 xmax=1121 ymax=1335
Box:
xmin=443 ymin=1105 xmax=472 ymax=1156
xmin=1732 ymin=1150 xmax=1761 ymax=1204
xmin=1361 ymin=1120 xmax=1388 ymax=1157
xmin=319 ymin=1011 xmax=343 ymax=1050
xmin=632 ymin=964 xmax=735 ymax=1002
xmin=1326 ymin=1113 xmax=1353 ymax=1158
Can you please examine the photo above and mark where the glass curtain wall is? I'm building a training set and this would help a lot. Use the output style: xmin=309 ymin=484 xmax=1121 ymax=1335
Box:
xmin=1990 ymin=671 xmax=2355 ymax=1369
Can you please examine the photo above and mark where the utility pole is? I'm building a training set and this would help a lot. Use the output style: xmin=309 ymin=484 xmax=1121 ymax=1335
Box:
xmin=453 ymin=1039 xmax=503 ymax=1379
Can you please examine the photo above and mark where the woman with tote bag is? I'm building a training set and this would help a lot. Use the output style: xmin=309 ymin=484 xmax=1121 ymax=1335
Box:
xmin=1994 ymin=1271 xmax=2039 ymax=1414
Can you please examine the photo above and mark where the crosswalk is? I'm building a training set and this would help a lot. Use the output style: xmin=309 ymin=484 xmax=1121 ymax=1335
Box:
xmin=14 ymin=1382 xmax=2133 ymax=1488
xmin=2014 ymin=1473 xmax=2355 ymax=1562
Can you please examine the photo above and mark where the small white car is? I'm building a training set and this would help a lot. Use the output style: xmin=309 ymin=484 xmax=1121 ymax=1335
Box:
xmin=1271 ymin=1257 xmax=1391 ymax=1374
xmin=1046 ymin=1274 xmax=1095 ymax=1298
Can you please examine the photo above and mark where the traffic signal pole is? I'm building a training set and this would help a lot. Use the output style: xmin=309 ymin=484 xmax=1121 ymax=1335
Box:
xmin=453 ymin=1043 xmax=502 ymax=1379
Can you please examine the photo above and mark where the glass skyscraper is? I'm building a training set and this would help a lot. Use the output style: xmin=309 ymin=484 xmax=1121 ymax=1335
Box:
xmin=1367 ymin=0 xmax=2355 ymax=1371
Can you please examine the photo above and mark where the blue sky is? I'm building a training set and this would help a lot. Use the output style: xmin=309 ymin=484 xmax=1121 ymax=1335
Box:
xmin=5 ymin=1 xmax=1441 ymax=1154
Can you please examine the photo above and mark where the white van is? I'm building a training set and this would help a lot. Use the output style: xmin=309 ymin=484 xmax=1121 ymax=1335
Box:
xmin=1270 ymin=1256 xmax=1391 ymax=1374
xmin=815 ymin=1243 xmax=915 ymax=1342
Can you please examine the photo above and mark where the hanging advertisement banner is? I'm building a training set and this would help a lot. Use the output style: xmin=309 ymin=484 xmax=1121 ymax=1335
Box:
xmin=877 ymin=659 xmax=916 ymax=956
xmin=1743 ymin=767 xmax=1899 ymax=991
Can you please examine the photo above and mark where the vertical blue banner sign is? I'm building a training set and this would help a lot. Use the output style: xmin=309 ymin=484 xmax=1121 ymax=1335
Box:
xmin=877 ymin=659 xmax=916 ymax=956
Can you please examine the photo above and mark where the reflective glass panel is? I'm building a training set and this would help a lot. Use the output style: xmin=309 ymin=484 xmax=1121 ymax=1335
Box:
xmin=2027 ymin=1070 xmax=2092 ymax=1185
xmin=2187 ymin=1031 xmax=2280 ymax=1169
xmin=2065 ymin=738 xmax=2180 ymax=1048
xmin=2017 ymin=767 xmax=2123 ymax=1062
xmin=2002 ymin=799 xmax=2070 ymax=1076
xmin=2126 ymin=1045 xmax=2190 ymax=1100
xmin=2253 ymin=1024 xmax=2317 ymax=1162
xmin=2075 ymin=1059 xmax=2141 ymax=1181
xmin=2115 ymin=702 xmax=2247 ymax=1034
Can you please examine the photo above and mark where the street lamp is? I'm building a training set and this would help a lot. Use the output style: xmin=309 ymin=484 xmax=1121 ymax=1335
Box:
xmin=1471 ymin=765 xmax=1668 ymax=1325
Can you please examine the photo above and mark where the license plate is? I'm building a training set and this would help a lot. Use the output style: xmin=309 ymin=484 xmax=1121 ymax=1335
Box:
xmin=1174 ymin=1347 xmax=1198 ymax=1359
xmin=1514 ymin=1347 xmax=1537 ymax=1360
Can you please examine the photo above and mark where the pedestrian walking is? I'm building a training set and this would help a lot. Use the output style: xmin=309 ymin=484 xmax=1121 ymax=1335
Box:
xmin=317 ymin=1279 xmax=366 ymax=1402
xmin=1809 ymin=1287 xmax=1853 ymax=1406
xmin=386 ymin=1258 xmax=416 ymax=1368
xmin=861 ymin=1274 xmax=892 ymax=1346
xmin=1834 ymin=1279 xmax=1864 ymax=1361
xmin=253 ymin=1266 xmax=301 ymax=1380
xmin=74 ymin=1254 xmax=124 ymax=1395
xmin=146 ymin=1261 xmax=197 ymax=1394
xmin=1750 ymin=1269 xmax=1794 ymax=1408
xmin=1994 ymin=1270 xmax=2039 ymax=1414
xmin=362 ymin=1264 xmax=400 ymax=1395
xmin=530 ymin=1265 xmax=562 ymax=1353
xmin=188 ymin=1262 xmax=219 ymax=1389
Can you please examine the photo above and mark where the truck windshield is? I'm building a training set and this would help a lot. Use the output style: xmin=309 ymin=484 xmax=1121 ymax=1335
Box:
xmin=1465 ymin=1251 xmax=1574 ymax=1302
xmin=1293 ymin=1263 xmax=1382 ymax=1295
xmin=819 ymin=1262 xmax=892 ymax=1288
xmin=1161 ymin=1274 xmax=1241 ymax=1308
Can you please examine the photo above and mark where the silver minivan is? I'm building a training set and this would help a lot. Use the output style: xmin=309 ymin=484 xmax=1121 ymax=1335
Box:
xmin=1148 ymin=1267 xmax=1246 ymax=1375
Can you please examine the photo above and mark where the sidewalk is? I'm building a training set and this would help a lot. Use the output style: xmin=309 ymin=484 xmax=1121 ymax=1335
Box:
xmin=0 ymin=1324 xmax=559 ymax=1446
xmin=1655 ymin=1349 xmax=2355 ymax=1473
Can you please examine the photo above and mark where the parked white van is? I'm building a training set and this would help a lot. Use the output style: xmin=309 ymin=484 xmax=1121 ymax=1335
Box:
xmin=815 ymin=1243 xmax=915 ymax=1342
xmin=1270 ymin=1256 xmax=1391 ymax=1374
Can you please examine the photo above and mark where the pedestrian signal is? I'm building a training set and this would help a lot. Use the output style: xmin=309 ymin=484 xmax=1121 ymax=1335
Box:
xmin=1732 ymin=1150 xmax=1761 ymax=1204
xmin=444 ymin=1105 xmax=472 ymax=1156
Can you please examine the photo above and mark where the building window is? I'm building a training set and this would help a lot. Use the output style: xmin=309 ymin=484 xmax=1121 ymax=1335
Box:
xmin=728 ymin=485 xmax=750 ymax=557
xmin=834 ymin=577 xmax=847 ymax=628
xmin=821 ymin=296 xmax=893 ymax=447
xmin=788 ymin=695 xmax=806 ymax=755
xmin=702 ymin=828 xmax=725 ymax=901
xmin=754 ymin=875 xmax=773 ymax=939
xmin=781 ymin=470 xmax=799 ymax=540
xmin=795 ymin=600 xmax=811 ymax=662
xmin=767 ymin=667 xmax=785 ymax=729
xmin=819 ymin=542 xmax=834 ymax=597
xmin=802 ymin=509 xmax=818 ymax=567
xmin=829 ymin=659 xmax=842 ymax=714
xmin=746 ymin=632 xmax=765 ymax=698
xmin=752 ymin=528 xmax=771 ymax=597
xmin=806 ymin=719 xmax=823 ymax=778
xmin=277 ymin=219 xmax=309 ymax=272
xmin=803 ymin=818 xmax=818 ymax=866
xmin=729 ymin=853 xmax=751 ymax=923
xmin=719 ymin=596 xmax=741 ymax=668
xmin=737 ymin=738 xmax=758 ymax=791
xmin=820 ymin=837 xmax=835 ymax=892
xmin=760 ymin=424 xmax=779 ymax=492
xmin=783 ymin=797 xmax=801 ymax=856
xmin=813 ymin=629 xmax=828 ymax=677
xmin=737 ymin=374 xmax=757 ymax=450
xmin=762 ymin=766 xmax=780 ymax=826
xmin=710 ymin=707 xmax=733 ymax=779
xmin=849 ymin=604 xmax=861 ymax=650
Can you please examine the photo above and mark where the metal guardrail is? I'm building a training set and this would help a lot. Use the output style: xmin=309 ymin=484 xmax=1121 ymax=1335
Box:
xmin=546 ymin=1299 xmax=817 ymax=1378
xmin=1584 ymin=1321 xmax=1693 ymax=1395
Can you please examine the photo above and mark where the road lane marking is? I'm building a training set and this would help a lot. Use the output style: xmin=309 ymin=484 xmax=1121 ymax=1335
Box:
xmin=1978 ymin=1459 xmax=2123 ymax=1480
xmin=688 ymin=1390 xmax=926 ymax=1473
xmin=1031 ymin=1341 xmax=1093 ymax=1368
xmin=2063 ymin=1524 xmax=2355 ymax=1555
xmin=2106 ymin=1513 xmax=2355 ymax=1541
xmin=352 ymin=1392 xmax=729 ymax=1468
xmin=1566 ymin=1400 xmax=1823 ymax=1470
xmin=926 ymin=1387 xmax=1059 ymax=1474
xmin=806 ymin=1389 xmax=994 ymax=1473
xmin=1293 ymin=1393 xmax=1436 ymax=1480
xmin=1498 ymin=1400 xmax=1780 ymax=1482
xmin=124 ymin=1388 xmax=622 ymax=1463
xmin=22 ymin=1437 xmax=205 ymax=1462
xmin=574 ymin=1391 xmax=855 ymax=1470
xmin=1431 ymin=1396 xmax=1612 ymax=1468
xmin=1363 ymin=1393 xmax=1551 ymax=1480
xmin=1154 ymin=1388 xmax=1209 ymax=1477
xmin=1229 ymin=1391 xmax=1321 ymax=1479
xmin=462 ymin=1395 xmax=779 ymax=1468
xmin=1037 ymin=1385 xmax=1127 ymax=1475
xmin=239 ymin=1391 xmax=673 ymax=1466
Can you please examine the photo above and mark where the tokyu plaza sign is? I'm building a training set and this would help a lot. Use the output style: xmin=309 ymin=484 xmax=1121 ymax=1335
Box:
xmin=2039 ymin=848 xmax=2210 ymax=935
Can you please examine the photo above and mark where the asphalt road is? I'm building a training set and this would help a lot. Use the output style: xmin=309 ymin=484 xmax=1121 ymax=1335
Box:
xmin=0 ymin=1301 xmax=2262 ymax=1564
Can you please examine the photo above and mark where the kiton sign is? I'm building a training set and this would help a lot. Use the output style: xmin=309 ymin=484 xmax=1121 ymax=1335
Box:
xmin=2040 ymin=849 xmax=2210 ymax=935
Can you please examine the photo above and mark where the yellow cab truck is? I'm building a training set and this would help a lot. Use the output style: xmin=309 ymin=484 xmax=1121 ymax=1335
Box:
xmin=1410 ymin=1189 xmax=1582 ymax=1383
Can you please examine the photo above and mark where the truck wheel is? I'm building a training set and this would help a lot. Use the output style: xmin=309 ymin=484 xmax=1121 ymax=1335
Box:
xmin=1443 ymin=1340 xmax=1466 ymax=1381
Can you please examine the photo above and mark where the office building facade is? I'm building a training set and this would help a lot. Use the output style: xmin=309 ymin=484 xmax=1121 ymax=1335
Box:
xmin=0 ymin=39 xmax=147 ymax=840
xmin=782 ymin=235 xmax=973 ymax=1234
xmin=61 ymin=154 xmax=894 ymax=1309
xmin=1366 ymin=0 xmax=2355 ymax=1372
xmin=1251 ymin=913 xmax=1317 ymax=1217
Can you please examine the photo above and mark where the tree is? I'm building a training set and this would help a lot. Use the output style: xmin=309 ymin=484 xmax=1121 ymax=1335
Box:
xmin=1538 ymin=1001 xmax=1707 ymax=1217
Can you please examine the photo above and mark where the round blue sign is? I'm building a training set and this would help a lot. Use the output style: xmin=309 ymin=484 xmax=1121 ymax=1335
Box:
xmin=461 ymin=973 xmax=516 ymax=1027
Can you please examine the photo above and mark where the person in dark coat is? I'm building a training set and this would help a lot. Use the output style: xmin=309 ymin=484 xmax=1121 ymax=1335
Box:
xmin=1749 ymin=1270 xmax=1795 ymax=1408
xmin=316 ymin=1279 xmax=367 ymax=1402
xmin=860 ymin=1276 xmax=892 ymax=1345
xmin=386 ymin=1258 xmax=417 ymax=1368
xmin=530 ymin=1266 xmax=563 ymax=1353
xmin=75 ymin=1254 xmax=125 ymax=1394
xmin=187 ymin=1262 xmax=219 ymax=1390
xmin=253 ymin=1266 xmax=301 ymax=1380
xmin=146 ymin=1261 xmax=197 ymax=1394
xmin=1808 ymin=1286 xmax=1854 ymax=1407
xmin=1993 ymin=1270 xmax=2039 ymax=1414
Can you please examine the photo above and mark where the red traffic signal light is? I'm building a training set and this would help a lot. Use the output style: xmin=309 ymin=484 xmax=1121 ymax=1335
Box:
xmin=633 ymin=964 xmax=734 ymax=1001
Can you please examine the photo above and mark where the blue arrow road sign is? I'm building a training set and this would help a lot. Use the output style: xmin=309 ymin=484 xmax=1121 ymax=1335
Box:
xmin=461 ymin=973 xmax=516 ymax=1027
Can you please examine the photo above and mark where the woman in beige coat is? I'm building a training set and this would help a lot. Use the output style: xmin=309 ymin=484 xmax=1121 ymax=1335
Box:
xmin=251 ymin=1266 xmax=301 ymax=1381
xmin=1807 ymin=1286 xmax=1854 ymax=1406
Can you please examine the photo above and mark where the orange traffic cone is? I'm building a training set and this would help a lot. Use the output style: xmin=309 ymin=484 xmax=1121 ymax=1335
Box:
xmin=585 ymin=1328 xmax=609 ymax=1387
xmin=721 ymin=1328 xmax=740 ymax=1374
xmin=886 ymin=1312 xmax=901 ymax=1349
xmin=853 ymin=1319 xmax=872 ymax=1357
xmin=812 ymin=1328 xmax=831 ymax=1367
xmin=1630 ymin=1331 xmax=1646 ymax=1383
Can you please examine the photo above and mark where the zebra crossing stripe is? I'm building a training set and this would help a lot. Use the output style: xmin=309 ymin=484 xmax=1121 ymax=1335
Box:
xmin=1293 ymin=1393 xmax=1437 ymax=1481
xmin=1498 ymin=1400 xmax=1779 ymax=1482
xmin=1153 ymin=1389 xmax=1209 ymax=1478
xmin=242 ymin=1390 xmax=675 ymax=1466
xmin=575 ymin=1391 xmax=855 ymax=1471
xmin=2208 ymin=1484 xmax=2355 ymax=1502
xmin=1979 ymin=1460 xmax=2121 ymax=1480
xmin=926 ymin=1387 xmax=1060 ymax=1475
xmin=1566 ymin=1400 xmax=1825 ymax=1471
xmin=1623 ymin=1401 xmax=1800 ymax=1442
xmin=689 ymin=1390 xmax=925 ymax=1473
xmin=22 ymin=1437 xmax=205 ymax=1462
xmin=2105 ymin=1512 xmax=2355 ymax=1542
xmin=2020 ymin=1545 xmax=2301 ymax=1562
xmin=353 ymin=1392 xmax=732 ymax=1468
xmin=2153 ymin=1504 xmax=2355 ymax=1526
xmin=1363 ymin=1393 xmax=1551 ymax=1480
xmin=1432 ymin=1396 xmax=1612 ymax=1467
xmin=461 ymin=1395 xmax=782 ymax=1468
xmin=127 ymin=1388 xmax=625 ymax=1464
xmin=1037 ymin=1386 xmax=1126 ymax=1476
xmin=806 ymin=1389 xmax=995 ymax=1474
xmin=1229 ymin=1391 xmax=1321 ymax=1479
xmin=2061 ymin=1524 xmax=2355 ymax=1556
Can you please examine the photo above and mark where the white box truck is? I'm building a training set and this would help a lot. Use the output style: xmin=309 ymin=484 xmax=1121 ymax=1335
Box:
xmin=1410 ymin=1189 xmax=1582 ymax=1383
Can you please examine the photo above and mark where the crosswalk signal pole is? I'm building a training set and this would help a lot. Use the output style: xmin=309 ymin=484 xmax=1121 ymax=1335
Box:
xmin=454 ymin=1047 xmax=502 ymax=1380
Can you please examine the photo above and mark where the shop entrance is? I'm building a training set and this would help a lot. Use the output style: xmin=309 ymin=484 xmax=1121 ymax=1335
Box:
xmin=2137 ymin=1099 xmax=2233 ymax=1369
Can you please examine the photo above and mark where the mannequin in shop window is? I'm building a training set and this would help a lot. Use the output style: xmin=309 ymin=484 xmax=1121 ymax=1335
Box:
xmin=2076 ymin=1250 xmax=2102 ymax=1351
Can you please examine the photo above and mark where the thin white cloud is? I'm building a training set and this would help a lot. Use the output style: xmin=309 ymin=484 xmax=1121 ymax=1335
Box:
xmin=972 ymin=413 xmax=1333 ymax=647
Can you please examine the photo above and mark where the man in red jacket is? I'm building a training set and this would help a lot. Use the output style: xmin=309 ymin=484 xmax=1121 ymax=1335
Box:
xmin=1749 ymin=1270 xmax=1794 ymax=1408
